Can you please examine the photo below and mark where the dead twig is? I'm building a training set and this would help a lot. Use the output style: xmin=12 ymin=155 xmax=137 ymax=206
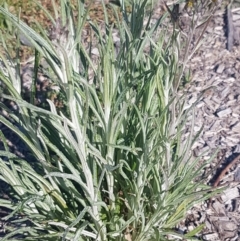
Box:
xmin=208 ymin=153 xmax=240 ymax=208
xmin=212 ymin=153 xmax=240 ymax=188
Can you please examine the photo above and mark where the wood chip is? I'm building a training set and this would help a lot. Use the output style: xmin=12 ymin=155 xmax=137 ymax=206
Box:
xmin=231 ymin=122 xmax=240 ymax=132
xmin=202 ymin=233 xmax=219 ymax=241
xmin=216 ymin=63 xmax=225 ymax=74
xmin=216 ymin=108 xmax=232 ymax=117
xmin=227 ymin=6 xmax=234 ymax=51
xmin=221 ymin=187 xmax=240 ymax=202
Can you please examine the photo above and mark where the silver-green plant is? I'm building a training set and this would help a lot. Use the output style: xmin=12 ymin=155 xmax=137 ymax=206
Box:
xmin=0 ymin=0 xmax=219 ymax=240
